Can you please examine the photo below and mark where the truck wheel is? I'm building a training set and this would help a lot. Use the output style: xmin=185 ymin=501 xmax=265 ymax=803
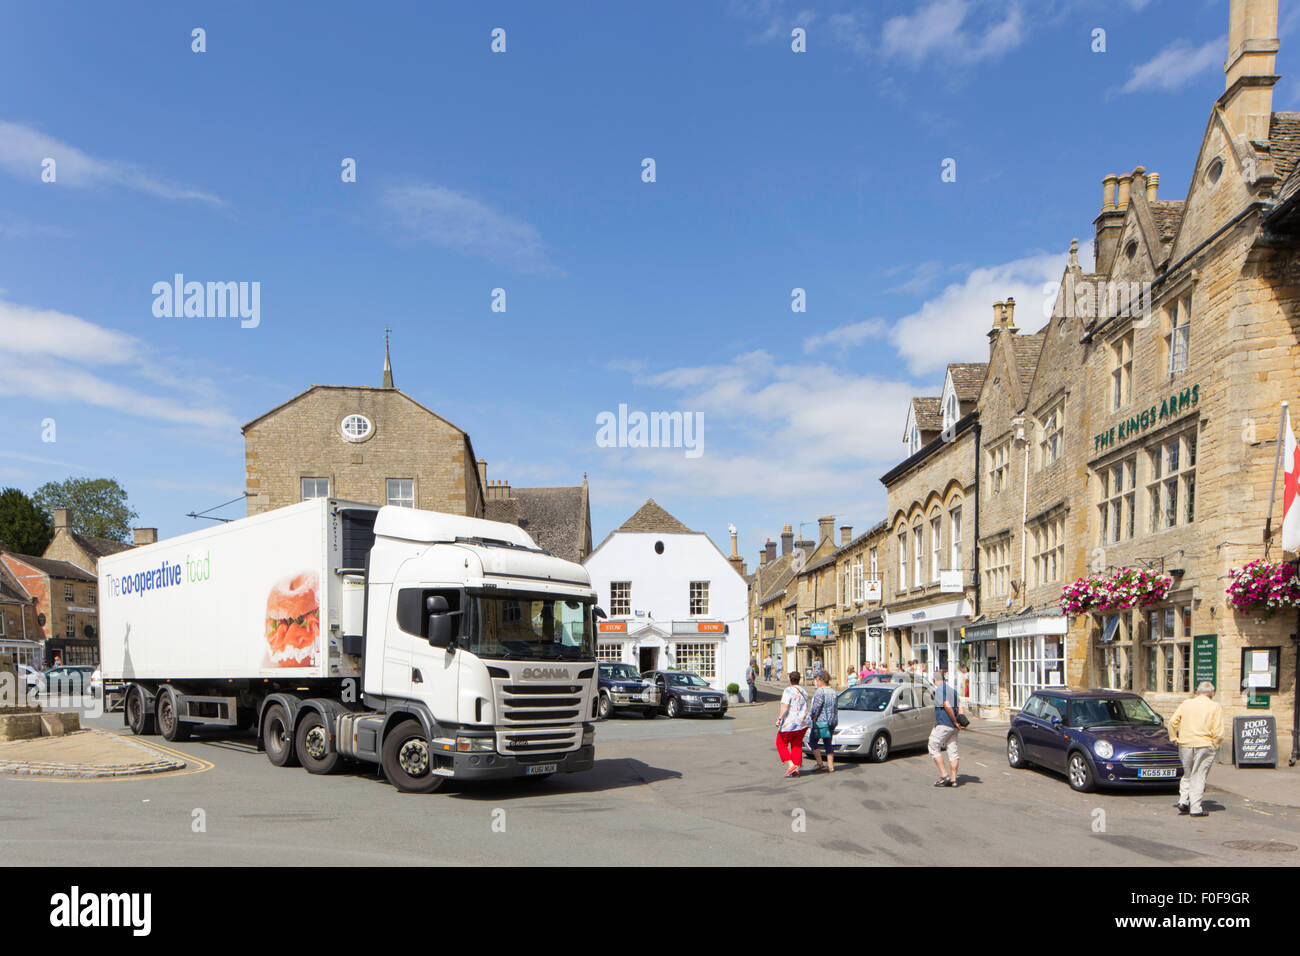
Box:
xmin=157 ymin=689 xmax=192 ymax=742
xmin=598 ymin=694 xmax=613 ymax=720
xmin=262 ymin=703 xmax=300 ymax=768
xmin=126 ymin=687 xmax=155 ymax=736
xmin=296 ymin=711 xmax=342 ymax=774
xmin=382 ymin=719 xmax=444 ymax=793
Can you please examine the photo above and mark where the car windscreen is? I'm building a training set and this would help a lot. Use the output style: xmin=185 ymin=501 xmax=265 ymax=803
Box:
xmin=1067 ymin=696 xmax=1161 ymax=728
xmin=837 ymin=687 xmax=893 ymax=712
xmin=602 ymin=664 xmax=640 ymax=680
xmin=466 ymin=594 xmax=595 ymax=661
xmin=666 ymin=673 xmax=708 ymax=687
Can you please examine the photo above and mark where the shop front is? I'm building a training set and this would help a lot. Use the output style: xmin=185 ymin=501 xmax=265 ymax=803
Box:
xmin=883 ymin=598 xmax=971 ymax=683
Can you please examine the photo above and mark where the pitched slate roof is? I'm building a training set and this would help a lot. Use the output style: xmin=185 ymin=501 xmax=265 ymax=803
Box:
xmin=70 ymin=532 xmax=133 ymax=560
xmin=947 ymin=363 xmax=987 ymax=402
xmin=507 ymin=486 xmax=589 ymax=565
xmin=616 ymin=499 xmax=693 ymax=534
xmin=1268 ymin=112 xmax=1300 ymax=182
xmin=3 ymin=553 xmax=97 ymax=583
xmin=911 ymin=397 xmax=943 ymax=431
xmin=1012 ymin=334 xmax=1046 ymax=393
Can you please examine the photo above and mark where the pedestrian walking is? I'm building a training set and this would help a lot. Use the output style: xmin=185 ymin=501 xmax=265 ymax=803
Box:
xmin=775 ymin=672 xmax=810 ymax=777
xmin=774 ymin=656 xmax=783 ymax=680
xmin=1169 ymin=681 xmax=1224 ymax=818
xmin=812 ymin=658 xmax=823 ymax=681
xmin=846 ymin=667 xmax=859 ymax=687
xmin=929 ymin=668 xmax=965 ymax=787
xmin=809 ymin=673 xmax=839 ymax=772
xmin=764 ymin=655 xmax=772 ymax=681
xmin=746 ymin=658 xmax=758 ymax=704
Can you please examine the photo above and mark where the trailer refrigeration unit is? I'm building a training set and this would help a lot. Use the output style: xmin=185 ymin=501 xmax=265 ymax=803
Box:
xmin=98 ymin=498 xmax=600 ymax=792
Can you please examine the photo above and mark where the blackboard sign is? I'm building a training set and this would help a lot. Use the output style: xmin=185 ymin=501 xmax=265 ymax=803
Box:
xmin=1233 ymin=715 xmax=1277 ymax=767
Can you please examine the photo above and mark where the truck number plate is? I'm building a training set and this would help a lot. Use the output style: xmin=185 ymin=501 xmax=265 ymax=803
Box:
xmin=526 ymin=763 xmax=557 ymax=775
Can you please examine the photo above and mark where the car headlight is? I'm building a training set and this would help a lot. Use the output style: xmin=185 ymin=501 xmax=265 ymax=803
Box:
xmin=684 ymin=695 xmax=700 ymax=702
xmin=1094 ymin=740 xmax=1114 ymax=759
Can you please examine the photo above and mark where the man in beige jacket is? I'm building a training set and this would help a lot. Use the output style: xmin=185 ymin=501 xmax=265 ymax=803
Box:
xmin=1168 ymin=681 xmax=1224 ymax=818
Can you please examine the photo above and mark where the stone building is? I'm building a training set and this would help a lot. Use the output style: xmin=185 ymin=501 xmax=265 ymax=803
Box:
xmin=0 ymin=552 xmax=99 ymax=665
xmin=483 ymin=470 xmax=592 ymax=564
xmin=41 ymin=508 xmax=138 ymax=573
xmin=789 ymin=518 xmax=839 ymax=677
xmin=881 ymin=362 xmax=983 ymax=682
xmin=831 ymin=520 xmax=889 ymax=676
xmin=0 ymin=560 xmax=40 ymax=668
xmin=749 ymin=527 xmax=798 ymax=676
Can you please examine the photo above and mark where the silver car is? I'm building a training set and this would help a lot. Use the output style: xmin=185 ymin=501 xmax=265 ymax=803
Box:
xmin=806 ymin=682 xmax=938 ymax=762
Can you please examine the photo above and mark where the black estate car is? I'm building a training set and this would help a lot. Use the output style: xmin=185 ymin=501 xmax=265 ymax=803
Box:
xmin=597 ymin=662 xmax=660 ymax=719
xmin=643 ymin=670 xmax=728 ymax=718
xmin=1007 ymin=688 xmax=1183 ymax=793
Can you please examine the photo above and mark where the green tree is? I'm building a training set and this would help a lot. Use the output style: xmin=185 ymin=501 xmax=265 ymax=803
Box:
xmin=0 ymin=487 xmax=54 ymax=555
xmin=32 ymin=477 xmax=138 ymax=543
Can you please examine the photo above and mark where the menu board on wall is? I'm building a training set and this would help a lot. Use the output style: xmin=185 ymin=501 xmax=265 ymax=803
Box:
xmin=1233 ymin=715 xmax=1277 ymax=767
xmin=1192 ymin=634 xmax=1217 ymax=688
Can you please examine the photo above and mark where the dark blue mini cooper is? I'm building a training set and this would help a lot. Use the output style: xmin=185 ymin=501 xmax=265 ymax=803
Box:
xmin=1007 ymin=689 xmax=1183 ymax=793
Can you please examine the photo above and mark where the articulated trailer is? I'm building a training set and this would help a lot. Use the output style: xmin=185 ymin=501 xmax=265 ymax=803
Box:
xmin=98 ymin=498 xmax=600 ymax=792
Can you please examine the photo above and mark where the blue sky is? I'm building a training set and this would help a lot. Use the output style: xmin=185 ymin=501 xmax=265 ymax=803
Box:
xmin=2 ymin=0 xmax=1297 ymax=560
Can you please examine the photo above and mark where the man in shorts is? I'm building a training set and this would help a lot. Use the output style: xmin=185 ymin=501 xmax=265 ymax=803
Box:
xmin=929 ymin=668 xmax=963 ymax=787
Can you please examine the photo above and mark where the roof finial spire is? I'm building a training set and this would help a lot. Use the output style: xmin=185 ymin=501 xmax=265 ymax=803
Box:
xmin=382 ymin=327 xmax=394 ymax=388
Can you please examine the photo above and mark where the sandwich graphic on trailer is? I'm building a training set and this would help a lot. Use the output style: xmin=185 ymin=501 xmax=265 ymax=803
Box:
xmin=265 ymin=571 xmax=320 ymax=667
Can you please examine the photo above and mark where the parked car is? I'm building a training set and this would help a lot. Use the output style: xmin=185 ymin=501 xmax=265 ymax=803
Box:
xmin=859 ymin=671 xmax=934 ymax=690
xmin=597 ymin=662 xmax=660 ymax=719
xmin=42 ymin=664 xmax=95 ymax=696
xmin=805 ymin=682 xmax=937 ymax=761
xmin=88 ymin=666 xmax=125 ymax=704
xmin=1007 ymin=689 xmax=1183 ymax=793
xmin=643 ymin=670 xmax=728 ymax=718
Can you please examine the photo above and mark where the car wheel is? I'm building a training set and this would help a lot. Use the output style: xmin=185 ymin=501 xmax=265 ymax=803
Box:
xmin=156 ymin=689 xmax=192 ymax=742
xmin=665 ymin=697 xmax=679 ymax=719
xmin=1067 ymin=750 xmax=1097 ymax=793
xmin=1007 ymin=733 xmax=1028 ymax=769
xmin=381 ymin=719 xmax=444 ymax=793
xmin=870 ymin=732 xmax=890 ymax=762
xmin=296 ymin=711 xmax=343 ymax=774
xmin=597 ymin=693 xmax=613 ymax=720
xmin=126 ymin=687 xmax=155 ymax=736
xmin=262 ymin=703 xmax=300 ymax=768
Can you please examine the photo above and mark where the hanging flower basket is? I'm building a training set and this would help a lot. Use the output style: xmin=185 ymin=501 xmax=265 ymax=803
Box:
xmin=1059 ymin=568 xmax=1173 ymax=615
xmin=1225 ymin=559 xmax=1300 ymax=618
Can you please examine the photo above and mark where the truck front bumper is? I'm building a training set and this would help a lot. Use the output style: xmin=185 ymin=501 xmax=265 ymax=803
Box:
xmin=447 ymin=745 xmax=595 ymax=780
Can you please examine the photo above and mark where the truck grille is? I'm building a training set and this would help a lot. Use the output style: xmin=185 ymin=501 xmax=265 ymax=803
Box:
xmin=500 ymin=683 xmax=585 ymax=724
xmin=497 ymin=727 xmax=581 ymax=755
xmin=1120 ymin=749 xmax=1181 ymax=767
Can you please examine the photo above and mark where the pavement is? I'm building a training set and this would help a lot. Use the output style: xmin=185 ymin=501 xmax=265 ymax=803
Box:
xmin=0 ymin=728 xmax=187 ymax=778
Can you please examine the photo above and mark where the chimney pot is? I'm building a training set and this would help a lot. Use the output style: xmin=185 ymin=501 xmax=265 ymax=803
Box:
xmin=133 ymin=528 xmax=158 ymax=546
xmin=818 ymin=516 xmax=835 ymax=543
xmin=780 ymin=527 xmax=794 ymax=556
xmin=1102 ymin=174 xmax=1118 ymax=210
xmin=840 ymin=525 xmax=853 ymax=546
xmin=53 ymin=508 xmax=71 ymax=531
xmin=766 ymin=539 xmax=778 ymax=563
xmin=1117 ymin=173 xmax=1132 ymax=209
xmin=1146 ymin=172 xmax=1159 ymax=202
xmin=1004 ymin=297 xmax=1016 ymax=330
xmin=992 ymin=300 xmax=1005 ymax=329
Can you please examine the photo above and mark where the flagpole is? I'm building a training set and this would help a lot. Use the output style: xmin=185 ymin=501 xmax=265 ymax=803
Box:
xmin=1264 ymin=401 xmax=1289 ymax=555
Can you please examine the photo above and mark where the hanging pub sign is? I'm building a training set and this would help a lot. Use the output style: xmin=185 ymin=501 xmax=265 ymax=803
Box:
xmin=1233 ymin=715 xmax=1277 ymax=767
xmin=1093 ymin=384 xmax=1200 ymax=453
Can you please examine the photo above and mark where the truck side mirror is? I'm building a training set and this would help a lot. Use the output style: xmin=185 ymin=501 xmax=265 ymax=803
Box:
xmin=594 ymin=606 xmax=608 ymax=621
xmin=426 ymin=595 xmax=458 ymax=649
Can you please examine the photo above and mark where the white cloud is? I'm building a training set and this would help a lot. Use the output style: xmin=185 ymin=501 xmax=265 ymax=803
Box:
xmin=0 ymin=297 xmax=239 ymax=431
xmin=1116 ymin=37 xmax=1224 ymax=95
xmin=881 ymin=0 xmax=1025 ymax=66
xmin=0 ymin=120 xmax=222 ymax=203
xmin=886 ymin=249 xmax=1070 ymax=376
xmin=802 ymin=317 xmax=887 ymax=352
xmin=381 ymin=183 xmax=555 ymax=274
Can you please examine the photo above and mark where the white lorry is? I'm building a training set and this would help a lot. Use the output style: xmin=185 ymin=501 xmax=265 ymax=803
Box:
xmin=98 ymin=498 xmax=600 ymax=792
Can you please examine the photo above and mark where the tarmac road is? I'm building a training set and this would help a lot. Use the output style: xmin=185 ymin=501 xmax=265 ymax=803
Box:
xmin=2 ymin=701 xmax=1297 ymax=866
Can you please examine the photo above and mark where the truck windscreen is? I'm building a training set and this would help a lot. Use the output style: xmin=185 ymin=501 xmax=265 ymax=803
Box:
xmin=466 ymin=594 xmax=595 ymax=661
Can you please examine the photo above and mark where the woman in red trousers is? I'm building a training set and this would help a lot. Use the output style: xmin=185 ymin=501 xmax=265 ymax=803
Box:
xmin=775 ymin=671 xmax=811 ymax=777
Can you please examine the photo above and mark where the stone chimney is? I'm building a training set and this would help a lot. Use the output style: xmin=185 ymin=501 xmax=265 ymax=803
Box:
xmin=1146 ymin=171 xmax=1159 ymax=202
xmin=53 ymin=509 xmax=71 ymax=532
xmin=1003 ymin=296 xmax=1017 ymax=333
xmin=780 ymin=525 xmax=794 ymax=556
xmin=476 ymin=458 xmax=488 ymax=490
xmin=486 ymin=478 xmax=512 ymax=501
xmin=840 ymin=525 xmax=853 ymax=546
xmin=1222 ymin=0 xmax=1278 ymax=143
xmin=133 ymin=528 xmax=158 ymax=546
xmin=1094 ymin=174 xmax=1127 ymax=273
xmin=818 ymin=516 xmax=835 ymax=543
xmin=1116 ymin=172 xmax=1133 ymax=209
xmin=987 ymin=300 xmax=1005 ymax=343
xmin=765 ymin=539 xmax=777 ymax=564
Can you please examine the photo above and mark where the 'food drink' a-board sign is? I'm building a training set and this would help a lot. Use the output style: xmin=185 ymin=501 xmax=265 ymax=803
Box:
xmin=1233 ymin=715 xmax=1277 ymax=767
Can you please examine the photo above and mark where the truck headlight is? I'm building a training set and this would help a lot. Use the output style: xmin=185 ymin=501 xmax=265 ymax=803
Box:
xmin=1093 ymin=740 xmax=1114 ymax=759
xmin=456 ymin=736 xmax=495 ymax=753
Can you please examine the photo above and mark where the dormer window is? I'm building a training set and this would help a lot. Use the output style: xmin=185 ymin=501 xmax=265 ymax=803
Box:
xmin=943 ymin=392 xmax=960 ymax=430
xmin=909 ymin=425 xmax=922 ymax=456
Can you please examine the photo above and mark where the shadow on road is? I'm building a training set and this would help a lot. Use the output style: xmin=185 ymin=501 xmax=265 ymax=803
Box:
xmin=445 ymin=757 xmax=682 ymax=800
